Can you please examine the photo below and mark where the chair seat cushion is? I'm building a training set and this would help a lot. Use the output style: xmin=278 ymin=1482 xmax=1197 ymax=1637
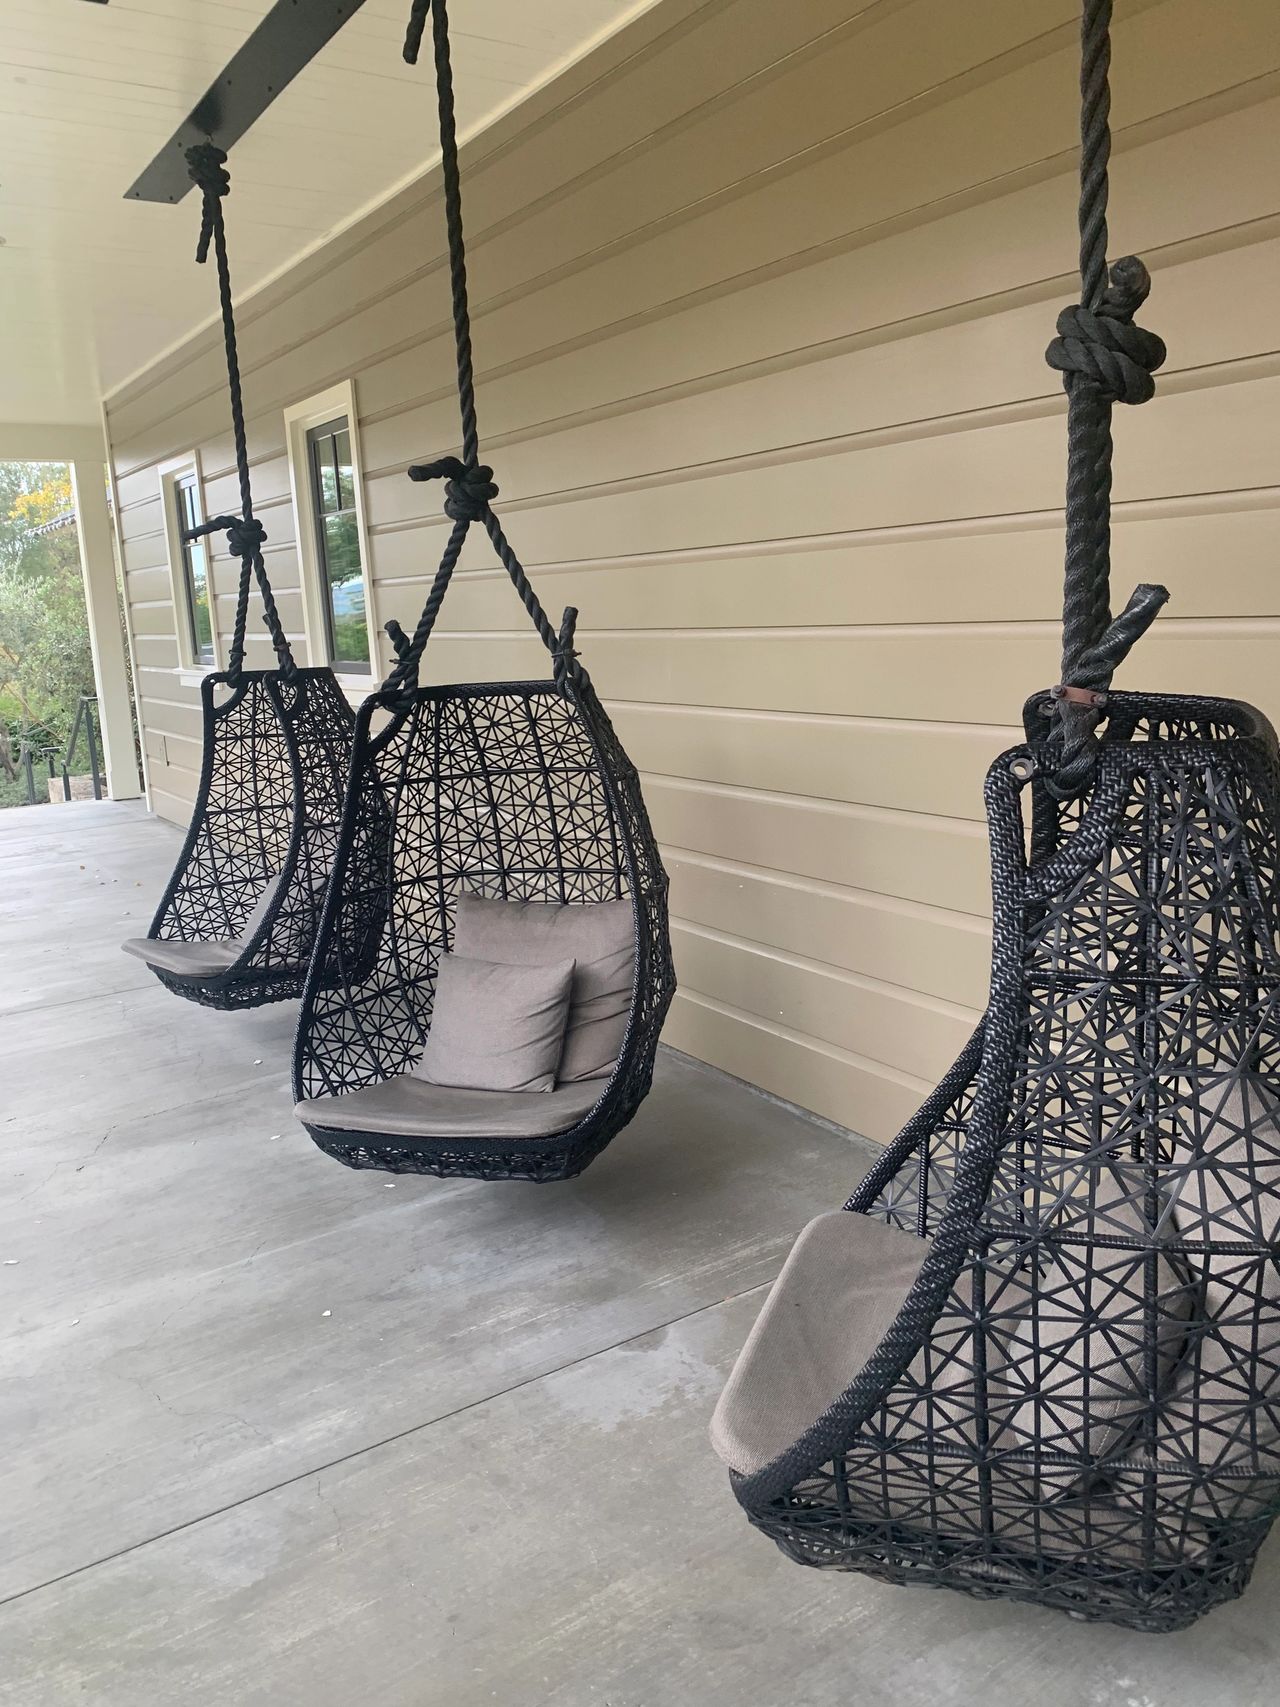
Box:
xmin=452 ymin=893 xmax=635 ymax=1081
xmin=237 ymin=869 xmax=285 ymax=942
xmin=121 ymin=937 xmax=241 ymax=979
xmin=710 ymin=1211 xmax=928 ymax=1477
xmin=295 ymin=1073 xmax=604 ymax=1141
xmin=122 ymin=871 xmax=285 ymax=982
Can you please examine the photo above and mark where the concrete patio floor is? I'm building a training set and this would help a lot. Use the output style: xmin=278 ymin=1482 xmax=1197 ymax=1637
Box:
xmin=1 ymin=799 xmax=1276 ymax=1706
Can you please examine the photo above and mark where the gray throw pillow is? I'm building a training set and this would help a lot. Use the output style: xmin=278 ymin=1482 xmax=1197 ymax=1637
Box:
xmin=1161 ymin=1073 xmax=1280 ymax=1482
xmin=453 ymin=893 xmax=635 ymax=1081
xmin=989 ymin=1163 xmax=1192 ymax=1465
xmin=412 ymin=953 xmax=575 ymax=1093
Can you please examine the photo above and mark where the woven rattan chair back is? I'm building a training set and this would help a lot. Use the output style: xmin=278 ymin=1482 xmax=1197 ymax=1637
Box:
xmin=732 ymin=691 xmax=1280 ymax=1632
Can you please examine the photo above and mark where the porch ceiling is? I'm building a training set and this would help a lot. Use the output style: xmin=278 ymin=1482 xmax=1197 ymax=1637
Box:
xmin=0 ymin=0 xmax=658 ymax=428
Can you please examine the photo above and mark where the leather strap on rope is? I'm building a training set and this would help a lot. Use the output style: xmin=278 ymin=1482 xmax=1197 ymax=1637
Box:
xmin=1042 ymin=0 xmax=1166 ymax=798
xmin=185 ymin=144 xmax=296 ymax=684
xmin=387 ymin=0 xmax=577 ymax=696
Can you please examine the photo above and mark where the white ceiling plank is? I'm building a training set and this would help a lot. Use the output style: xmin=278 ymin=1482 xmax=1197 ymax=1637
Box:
xmin=0 ymin=0 xmax=661 ymax=426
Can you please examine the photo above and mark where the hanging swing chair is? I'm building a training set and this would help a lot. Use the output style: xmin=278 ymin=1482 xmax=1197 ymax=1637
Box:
xmin=711 ymin=0 xmax=1280 ymax=1633
xmin=123 ymin=147 xmax=355 ymax=1010
xmin=290 ymin=0 xmax=675 ymax=1182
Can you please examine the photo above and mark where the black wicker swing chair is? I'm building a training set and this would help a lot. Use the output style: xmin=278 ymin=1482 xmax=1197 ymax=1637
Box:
xmin=711 ymin=0 xmax=1280 ymax=1634
xmin=123 ymin=147 xmax=354 ymax=1011
xmin=290 ymin=0 xmax=674 ymax=1183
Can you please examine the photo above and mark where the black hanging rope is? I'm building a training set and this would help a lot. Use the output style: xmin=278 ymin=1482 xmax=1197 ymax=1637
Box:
xmin=1042 ymin=0 xmax=1166 ymax=797
xmin=185 ymin=143 xmax=296 ymax=684
xmin=387 ymin=0 xmax=576 ymax=696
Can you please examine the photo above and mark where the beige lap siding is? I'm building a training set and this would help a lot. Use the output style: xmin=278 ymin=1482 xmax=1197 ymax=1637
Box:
xmin=104 ymin=0 xmax=1280 ymax=1140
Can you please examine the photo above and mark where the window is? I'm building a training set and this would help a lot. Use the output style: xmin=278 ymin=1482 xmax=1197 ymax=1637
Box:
xmin=159 ymin=454 xmax=219 ymax=674
xmin=285 ymin=382 xmax=376 ymax=679
xmin=175 ymin=473 xmax=214 ymax=666
xmin=306 ymin=417 xmax=368 ymax=672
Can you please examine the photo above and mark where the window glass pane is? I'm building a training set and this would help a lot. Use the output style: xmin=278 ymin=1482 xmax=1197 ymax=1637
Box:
xmin=323 ymin=515 xmax=368 ymax=668
xmin=307 ymin=415 xmax=369 ymax=671
xmin=187 ymin=539 xmax=213 ymax=663
xmin=313 ymin=431 xmax=339 ymax=512
xmin=335 ymin=428 xmax=356 ymax=509
xmin=176 ymin=474 xmax=214 ymax=666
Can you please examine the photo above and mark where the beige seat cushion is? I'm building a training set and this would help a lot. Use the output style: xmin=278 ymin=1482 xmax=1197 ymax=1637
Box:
xmin=237 ymin=870 xmax=285 ymax=941
xmin=411 ymin=953 xmax=575 ymax=1093
xmin=122 ymin=870 xmax=286 ymax=980
xmin=295 ymin=1073 xmax=603 ymax=1141
xmin=120 ymin=937 xmax=241 ymax=978
xmin=453 ymin=893 xmax=635 ymax=1081
xmin=710 ymin=1212 xmax=928 ymax=1477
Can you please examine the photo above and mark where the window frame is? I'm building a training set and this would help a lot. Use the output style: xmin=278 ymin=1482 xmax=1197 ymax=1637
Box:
xmin=158 ymin=451 xmax=222 ymax=676
xmin=283 ymin=381 xmax=378 ymax=686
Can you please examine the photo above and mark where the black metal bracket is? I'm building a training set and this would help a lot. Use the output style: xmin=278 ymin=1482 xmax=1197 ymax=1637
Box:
xmin=125 ymin=0 xmax=371 ymax=204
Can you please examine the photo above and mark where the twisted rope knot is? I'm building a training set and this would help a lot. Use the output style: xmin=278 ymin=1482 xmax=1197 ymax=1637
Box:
xmin=223 ymin=515 xmax=267 ymax=560
xmin=186 ymin=143 xmax=231 ymax=264
xmin=407 ymin=455 xmax=498 ymax=522
xmin=1046 ymin=255 xmax=1166 ymax=405
xmin=185 ymin=143 xmax=230 ymax=199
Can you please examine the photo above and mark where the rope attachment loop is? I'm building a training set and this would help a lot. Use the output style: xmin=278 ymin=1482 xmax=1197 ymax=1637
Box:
xmin=385 ymin=0 xmax=585 ymax=695
xmin=1044 ymin=1 xmax=1168 ymax=800
xmin=183 ymin=144 xmax=296 ymax=684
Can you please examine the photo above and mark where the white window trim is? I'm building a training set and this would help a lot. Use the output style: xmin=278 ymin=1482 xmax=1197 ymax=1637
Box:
xmin=283 ymin=379 xmax=379 ymax=690
xmin=158 ymin=450 xmax=223 ymax=681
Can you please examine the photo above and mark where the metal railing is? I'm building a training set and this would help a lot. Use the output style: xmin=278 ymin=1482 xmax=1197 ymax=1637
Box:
xmin=17 ymin=695 xmax=103 ymax=806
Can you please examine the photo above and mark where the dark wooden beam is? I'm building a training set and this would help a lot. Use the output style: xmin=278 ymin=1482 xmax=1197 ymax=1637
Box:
xmin=125 ymin=0 xmax=373 ymax=204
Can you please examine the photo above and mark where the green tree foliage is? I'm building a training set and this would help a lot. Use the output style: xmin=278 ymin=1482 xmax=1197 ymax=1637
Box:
xmin=0 ymin=463 xmax=96 ymax=785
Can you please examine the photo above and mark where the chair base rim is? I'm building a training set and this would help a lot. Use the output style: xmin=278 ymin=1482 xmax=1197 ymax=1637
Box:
xmin=298 ymin=1098 xmax=645 ymax=1183
xmin=741 ymin=1500 xmax=1257 ymax=1635
xmin=148 ymin=962 xmax=309 ymax=1011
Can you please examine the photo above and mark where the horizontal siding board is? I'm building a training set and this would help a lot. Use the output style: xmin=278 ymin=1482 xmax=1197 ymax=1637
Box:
xmin=357 ymin=98 xmax=1280 ymax=448
xmin=366 ymin=375 xmax=1279 ymax=543
xmin=667 ymin=850 xmax=990 ymax=1010
xmin=671 ymin=920 xmax=979 ymax=1085
xmin=648 ymin=775 xmax=991 ymax=914
xmin=121 ymin=532 xmax=168 ymax=577
xmin=125 ymin=567 xmax=176 ymax=605
xmin=353 ymin=42 xmax=1279 ymax=457
xmin=201 ymin=456 xmax=295 ymax=516
xmin=413 ymin=613 xmax=1280 ymax=729
xmin=365 ymin=241 xmax=1280 ymax=504
xmin=611 ymin=705 xmax=1017 ymax=821
xmin=370 ymin=497 xmax=1280 ymax=633
xmin=665 ymin=991 xmax=927 ymax=1143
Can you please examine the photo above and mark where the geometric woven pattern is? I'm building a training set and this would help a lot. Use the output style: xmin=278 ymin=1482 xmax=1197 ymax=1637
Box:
xmin=143 ymin=666 xmax=355 ymax=1009
xmin=730 ymin=690 xmax=1280 ymax=1632
xmin=292 ymin=670 xmax=674 ymax=1180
